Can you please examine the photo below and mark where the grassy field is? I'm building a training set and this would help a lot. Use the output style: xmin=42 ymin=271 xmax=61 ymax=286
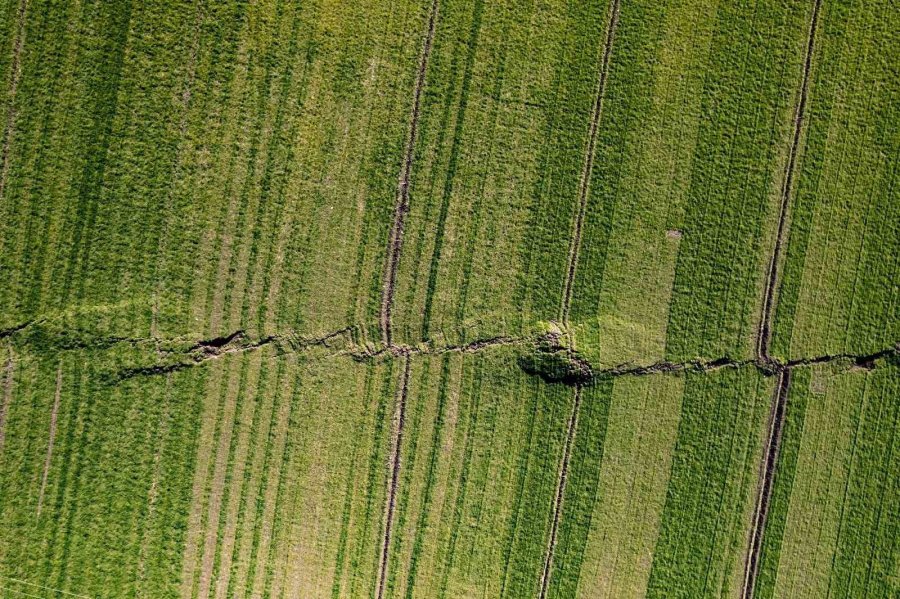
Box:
xmin=0 ymin=0 xmax=897 ymax=597
xmin=546 ymin=368 xmax=772 ymax=599
xmin=755 ymin=359 xmax=900 ymax=598
xmin=771 ymin=0 xmax=900 ymax=361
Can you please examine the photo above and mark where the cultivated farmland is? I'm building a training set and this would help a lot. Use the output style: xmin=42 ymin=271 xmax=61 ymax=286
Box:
xmin=0 ymin=0 xmax=897 ymax=597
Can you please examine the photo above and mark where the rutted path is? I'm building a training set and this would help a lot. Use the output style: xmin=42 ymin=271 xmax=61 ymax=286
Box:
xmin=756 ymin=0 xmax=822 ymax=363
xmin=380 ymin=0 xmax=440 ymax=348
xmin=742 ymin=370 xmax=791 ymax=599
xmin=742 ymin=1 xmax=822 ymax=597
xmin=538 ymin=386 xmax=582 ymax=599
xmin=559 ymin=0 xmax=621 ymax=328
xmin=376 ymin=356 xmax=411 ymax=599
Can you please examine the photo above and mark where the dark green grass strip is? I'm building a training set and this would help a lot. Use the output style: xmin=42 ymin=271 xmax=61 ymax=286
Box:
xmin=56 ymin=1 xmax=132 ymax=308
xmin=646 ymin=368 xmax=769 ymax=598
xmin=163 ymin=0 xmax=249 ymax=335
xmin=41 ymin=356 xmax=87 ymax=591
xmin=420 ymin=0 xmax=483 ymax=342
xmin=385 ymin=360 xmax=433 ymax=598
xmin=450 ymin=41 xmax=507 ymax=341
xmin=663 ymin=0 xmax=810 ymax=362
xmin=1 ymin=0 xmax=79 ymax=326
xmin=741 ymin=370 xmax=792 ymax=599
xmin=348 ymin=362 xmax=396 ymax=598
xmin=241 ymin=358 xmax=287 ymax=595
xmin=545 ymin=380 xmax=613 ymax=598
xmin=402 ymin=356 xmax=452 ymax=597
xmin=252 ymin=38 xmax=318 ymax=335
xmin=499 ymin=381 xmax=572 ymax=599
xmin=0 ymin=345 xmax=15 ymax=455
xmin=0 ymin=0 xmax=28 ymax=203
xmin=538 ymin=385 xmax=583 ymax=599
xmin=772 ymin=0 xmax=900 ymax=359
xmin=259 ymin=358 xmax=304 ymax=598
xmin=559 ymin=0 xmax=620 ymax=327
xmin=330 ymin=365 xmax=376 ymax=599
xmin=140 ymin=368 xmax=208 ymax=598
xmin=566 ymin=0 xmax=670 ymax=328
xmin=210 ymin=354 xmax=262 ymax=591
xmin=436 ymin=356 xmax=483 ymax=599
xmin=223 ymin=356 xmax=279 ymax=596
xmin=511 ymin=0 xmax=611 ymax=329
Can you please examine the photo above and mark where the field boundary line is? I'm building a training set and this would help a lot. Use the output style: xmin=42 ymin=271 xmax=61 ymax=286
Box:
xmin=559 ymin=0 xmax=621 ymax=328
xmin=380 ymin=0 xmax=440 ymax=348
xmin=0 ymin=584 xmax=47 ymax=599
xmin=741 ymin=370 xmax=791 ymax=599
xmin=376 ymin=357 xmax=411 ymax=599
xmin=757 ymin=0 xmax=822 ymax=362
xmin=538 ymin=385 xmax=582 ymax=599
xmin=36 ymin=362 xmax=62 ymax=518
xmin=0 ymin=574 xmax=92 ymax=599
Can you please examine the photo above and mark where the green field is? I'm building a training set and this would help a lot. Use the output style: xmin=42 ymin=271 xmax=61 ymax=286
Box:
xmin=0 ymin=0 xmax=897 ymax=597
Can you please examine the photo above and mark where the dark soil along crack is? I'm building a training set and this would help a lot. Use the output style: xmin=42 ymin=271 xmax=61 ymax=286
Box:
xmin=559 ymin=0 xmax=621 ymax=327
xmin=380 ymin=0 xmax=439 ymax=348
xmin=376 ymin=356 xmax=411 ymax=599
xmin=741 ymin=369 xmax=791 ymax=599
xmin=757 ymin=0 xmax=822 ymax=362
xmin=538 ymin=385 xmax=582 ymax=599
xmin=7 ymin=316 xmax=895 ymax=384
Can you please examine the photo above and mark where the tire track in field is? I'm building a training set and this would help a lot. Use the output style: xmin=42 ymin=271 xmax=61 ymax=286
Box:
xmin=0 ymin=0 xmax=29 ymax=204
xmin=541 ymin=2 xmax=620 ymax=595
xmin=741 ymin=370 xmax=791 ymax=599
xmin=36 ymin=362 xmax=62 ymax=518
xmin=756 ymin=0 xmax=822 ymax=363
xmin=376 ymin=356 xmax=412 ymax=599
xmin=559 ymin=0 xmax=621 ymax=328
xmin=538 ymin=385 xmax=582 ymax=599
xmin=380 ymin=0 xmax=439 ymax=348
xmin=743 ymin=4 xmax=821 ymax=597
xmin=0 ymin=347 xmax=14 ymax=455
